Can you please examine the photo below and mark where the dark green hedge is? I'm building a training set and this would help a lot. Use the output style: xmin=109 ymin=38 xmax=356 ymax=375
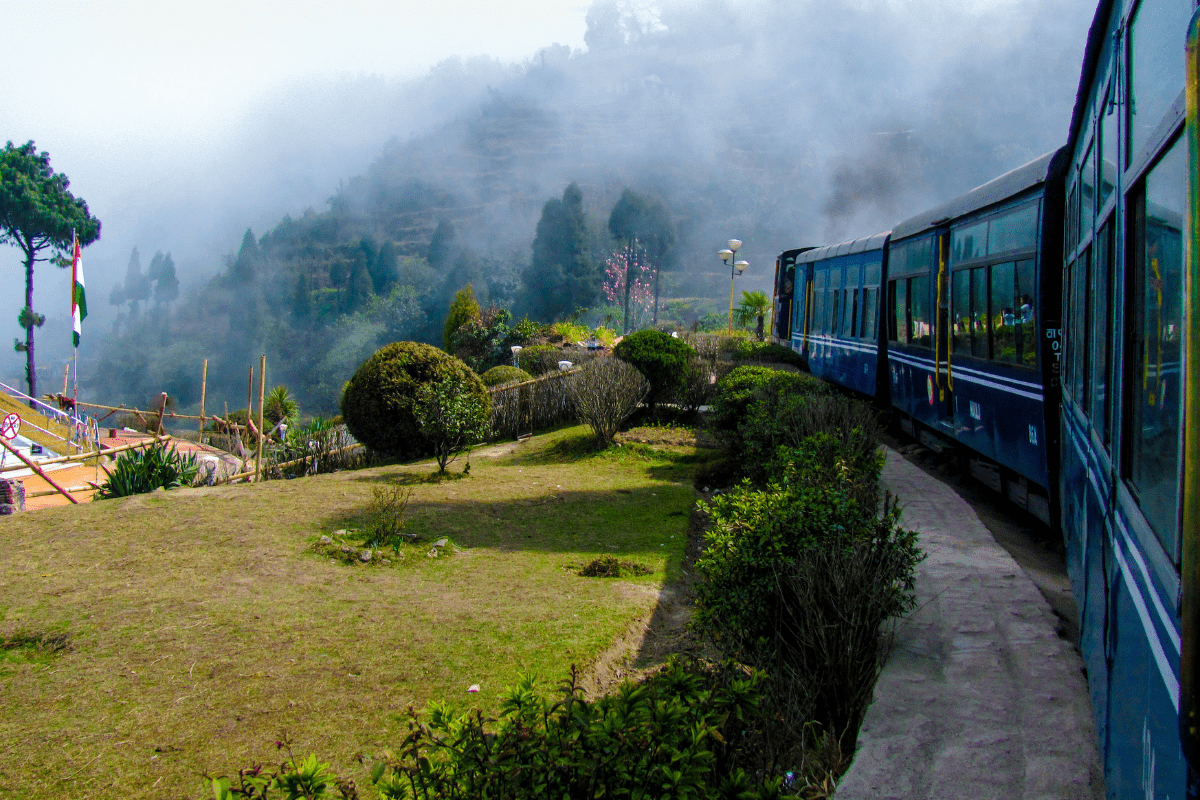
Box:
xmin=612 ymin=330 xmax=696 ymax=409
xmin=340 ymin=342 xmax=487 ymax=458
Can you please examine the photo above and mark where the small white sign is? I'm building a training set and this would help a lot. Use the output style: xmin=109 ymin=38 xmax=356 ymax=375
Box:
xmin=0 ymin=413 xmax=19 ymax=441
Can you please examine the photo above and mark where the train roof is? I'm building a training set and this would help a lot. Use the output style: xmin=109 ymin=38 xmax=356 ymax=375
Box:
xmin=793 ymin=231 xmax=890 ymax=265
xmin=890 ymin=149 xmax=1066 ymax=240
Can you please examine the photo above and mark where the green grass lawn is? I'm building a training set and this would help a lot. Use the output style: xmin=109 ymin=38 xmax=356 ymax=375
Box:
xmin=0 ymin=426 xmax=710 ymax=799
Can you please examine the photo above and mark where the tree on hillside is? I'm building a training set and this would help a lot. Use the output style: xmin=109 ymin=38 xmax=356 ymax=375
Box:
xmin=522 ymin=182 xmax=596 ymax=321
xmin=231 ymin=228 xmax=261 ymax=284
xmin=369 ymin=240 xmax=399 ymax=295
xmin=0 ymin=141 xmax=101 ymax=401
xmin=428 ymin=219 xmax=458 ymax=272
xmin=152 ymin=253 xmax=179 ymax=307
xmin=122 ymin=248 xmax=152 ymax=317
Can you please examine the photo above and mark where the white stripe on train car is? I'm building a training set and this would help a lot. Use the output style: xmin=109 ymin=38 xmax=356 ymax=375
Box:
xmin=1115 ymin=516 xmax=1182 ymax=655
xmin=1111 ymin=536 xmax=1181 ymax=713
xmin=887 ymin=351 xmax=1045 ymax=401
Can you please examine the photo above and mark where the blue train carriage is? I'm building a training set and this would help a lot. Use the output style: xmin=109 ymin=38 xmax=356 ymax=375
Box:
xmin=883 ymin=149 xmax=1068 ymax=525
xmin=1060 ymin=0 xmax=1199 ymax=795
xmin=776 ymin=233 xmax=889 ymax=397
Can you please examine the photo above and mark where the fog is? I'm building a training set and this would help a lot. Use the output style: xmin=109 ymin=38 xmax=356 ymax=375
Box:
xmin=1 ymin=0 xmax=1095 ymax=404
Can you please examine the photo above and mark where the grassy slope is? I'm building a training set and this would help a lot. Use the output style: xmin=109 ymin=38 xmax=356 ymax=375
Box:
xmin=0 ymin=426 xmax=705 ymax=799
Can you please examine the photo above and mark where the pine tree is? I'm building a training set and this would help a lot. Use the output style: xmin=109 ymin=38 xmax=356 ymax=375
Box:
xmin=231 ymin=228 xmax=261 ymax=284
xmin=522 ymin=183 xmax=597 ymax=321
xmin=123 ymin=247 xmax=151 ymax=317
xmin=153 ymin=253 xmax=179 ymax=306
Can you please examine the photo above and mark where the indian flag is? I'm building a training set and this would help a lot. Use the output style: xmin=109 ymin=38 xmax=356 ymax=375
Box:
xmin=71 ymin=236 xmax=87 ymax=347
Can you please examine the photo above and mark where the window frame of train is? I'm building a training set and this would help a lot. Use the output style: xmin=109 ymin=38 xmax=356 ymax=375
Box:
xmin=947 ymin=199 xmax=1041 ymax=369
xmin=1062 ymin=0 xmax=1189 ymax=566
xmin=886 ymin=235 xmax=936 ymax=348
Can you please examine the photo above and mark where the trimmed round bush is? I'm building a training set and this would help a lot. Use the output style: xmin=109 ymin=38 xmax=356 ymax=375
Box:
xmin=481 ymin=365 xmax=533 ymax=387
xmin=341 ymin=342 xmax=488 ymax=458
xmin=612 ymin=330 xmax=696 ymax=409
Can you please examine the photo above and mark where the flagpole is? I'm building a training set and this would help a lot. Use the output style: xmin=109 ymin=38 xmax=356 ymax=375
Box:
xmin=71 ymin=230 xmax=80 ymax=445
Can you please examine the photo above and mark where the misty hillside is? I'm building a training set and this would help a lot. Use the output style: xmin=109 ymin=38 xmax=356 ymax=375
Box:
xmin=88 ymin=0 xmax=1093 ymax=416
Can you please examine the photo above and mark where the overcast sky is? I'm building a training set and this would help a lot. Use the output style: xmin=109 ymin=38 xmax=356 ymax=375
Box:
xmin=3 ymin=0 xmax=590 ymax=213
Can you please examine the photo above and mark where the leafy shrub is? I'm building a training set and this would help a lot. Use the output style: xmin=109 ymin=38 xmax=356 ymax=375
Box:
xmin=341 ymin=342 xmax=487 ymax=459
xmin=480 ymin=365 xmax=532 ymax=387
xmin=95 ymin=442 xmax=200 ymax=499
xmin=548 ymin=321 xmax=589 ymax=343
xmin=450 ymin=305 xmax=516 ymax=373
xmin=695 ymin=462 xmax=921 ymax=749
xmin=367 ymin=658 xmax=792 ymax=800
xmin=566 ymin=357 xmax=649 ymax=446
xmin=577 ymin=555 xmax=652 ymax=577
xmin=507 ymin=315 xmax=542 ymax=344
xmin=612 ymin=329 xmax=696 ymax=410
xmin=590 ymin=326 xmax=617 ymax=348
xmin=731 ymin=341 xmax=808 ymax=369
xmin=413 ymin=374 xmax=492 ymax=473
xmin=515 ymin=344 xmax=562 ymax=375
xmin=444 ymin=284 xmax=481 ymax=349
xmin=710 ymin=366 xmax=828 ymax=437
xmin=264 ymin=416 xmax=370 ymax=478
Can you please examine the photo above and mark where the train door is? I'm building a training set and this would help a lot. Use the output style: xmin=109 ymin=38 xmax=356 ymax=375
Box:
xmin=933 ymin=230 xmax=955 ymax=430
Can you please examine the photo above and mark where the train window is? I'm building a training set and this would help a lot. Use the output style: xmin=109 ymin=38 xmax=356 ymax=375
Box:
xmin=951 ymin=270 xmax=970 ymax=355
xmin=1091 ymin=221 xmax=1113 ymax=445
xmin=844 ymin=266 xmax=860 ymax=337
xmin=1099 ymin=82 xmax=1118 ymax=211
xmin=1127 ymin=0 xmax=1190 ymax=161
xmin=992 ymin=262 xmax=1019 ymax=364
xmin=951 ymin=221 xmax=987 ymax=264
xmin=1066 ymin=181 xmax=1079 ymax=254
xmin=889 ymin=236 xmax=933 ymax=277
xmin=909 ymin=275 xmax=931 ymax=348
xmin=813 ymin=269 xmax=827 ymax=334
xmin=889 ymin=279 xmax=908 ymax=344
xmin=830 ymin=268 xmax=842 ymax=335
xmin=987 ymin=202 xmax=1039 ymax=255
xmin=862 ymin=287 xmax=878 ymax=340
xmin=1078 ymin=250 xmax=1091 ymax=408
xmin=1126 ymin=136 xmax=1185 ymax=557
xmin=864 ymin=260 xmax=882 ymax=286
xmin=1014 ymin=260 xmax=1036 ymax=368
xmin=1080 ymin=144 xmax=1095 ymax=240
xmin=972 ymin=267 xmax=989 ymax=359
xmin=1070 ymin=260 xmax=1080 ymax=400
xmin=862 ymin=259 xmax=881 ymax=340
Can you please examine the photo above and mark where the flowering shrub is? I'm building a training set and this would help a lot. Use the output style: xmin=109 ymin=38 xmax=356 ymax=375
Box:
xmin=602 ymin=244 xmax=655 ymax=332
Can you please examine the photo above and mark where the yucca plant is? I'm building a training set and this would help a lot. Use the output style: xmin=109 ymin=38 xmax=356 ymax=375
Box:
xmin=94 ymin=443 xmax=200 ymax=500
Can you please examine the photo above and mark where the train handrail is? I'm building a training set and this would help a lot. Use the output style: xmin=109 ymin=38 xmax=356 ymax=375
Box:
xmin=934 ymin=233 xmax=949 ymax=400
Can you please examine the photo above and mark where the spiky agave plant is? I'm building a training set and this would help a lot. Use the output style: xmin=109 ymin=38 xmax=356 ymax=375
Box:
xmin=94 ymin=443 xmax=200 ymax=499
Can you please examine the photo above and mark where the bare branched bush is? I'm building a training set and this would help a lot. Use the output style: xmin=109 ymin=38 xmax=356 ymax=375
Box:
xmin=567 ymin=357 xmax=649 ymax=446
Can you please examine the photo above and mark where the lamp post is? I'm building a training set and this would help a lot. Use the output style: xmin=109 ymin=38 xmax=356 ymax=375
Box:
xmin=719 ymin=239 xmax=749 ymax=333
